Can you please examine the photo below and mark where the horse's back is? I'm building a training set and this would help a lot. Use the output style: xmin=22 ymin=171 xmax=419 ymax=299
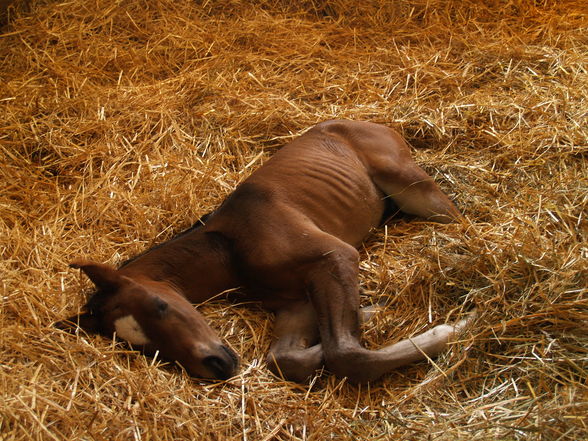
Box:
xmin=213 ymin=122 xmax=387 ymax=237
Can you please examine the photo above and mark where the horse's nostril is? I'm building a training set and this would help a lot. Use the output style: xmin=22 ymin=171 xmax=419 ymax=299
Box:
xmin=202 ymin=353 xmax=235 ymax=380
xmin=203 ymin=355 xmax=223 ymax=374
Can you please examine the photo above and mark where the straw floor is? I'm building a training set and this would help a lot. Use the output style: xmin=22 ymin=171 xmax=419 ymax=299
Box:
xmin=1 ymin=0 xmax=586 ymax=439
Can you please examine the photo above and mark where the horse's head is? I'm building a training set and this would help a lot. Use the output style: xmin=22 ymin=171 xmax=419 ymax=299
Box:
xmin=58 ymin=260 xmax=238 ymax=380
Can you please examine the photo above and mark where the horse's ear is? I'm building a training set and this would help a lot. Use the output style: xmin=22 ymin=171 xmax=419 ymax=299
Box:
xmin=70 ymin=260 xmax=122 ymax=291
xmin=54 ymin=312 xmax=102 ymax=334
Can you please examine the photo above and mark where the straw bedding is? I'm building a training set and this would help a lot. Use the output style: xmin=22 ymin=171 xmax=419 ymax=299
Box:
xmin=1 ymin=0 xmax=586 ymax=439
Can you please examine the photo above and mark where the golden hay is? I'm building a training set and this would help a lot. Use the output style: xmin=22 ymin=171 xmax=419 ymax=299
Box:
xmin=1 ymin=0 xmax=586 ymax=439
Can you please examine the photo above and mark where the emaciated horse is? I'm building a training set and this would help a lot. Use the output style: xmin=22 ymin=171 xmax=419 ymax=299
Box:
xmin=59 ymin=120 xmax=473 ymax=382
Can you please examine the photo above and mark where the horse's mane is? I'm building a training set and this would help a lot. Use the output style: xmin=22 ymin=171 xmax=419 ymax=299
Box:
xmin=119 ymin=211 xmax=213 ymax=269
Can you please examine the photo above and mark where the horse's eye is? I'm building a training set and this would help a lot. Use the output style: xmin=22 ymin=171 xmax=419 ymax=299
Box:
xmin=153 ymin=297 xmax=169 ymax=317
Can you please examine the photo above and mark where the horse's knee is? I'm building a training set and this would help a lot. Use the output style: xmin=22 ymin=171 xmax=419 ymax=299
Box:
xmin=266 ymin=350 xmax=288 ymax=376
xmin=266 ymin=347 xmax=323 ymax=383
xmin=323 ymin=345 xmax=377 ymax=382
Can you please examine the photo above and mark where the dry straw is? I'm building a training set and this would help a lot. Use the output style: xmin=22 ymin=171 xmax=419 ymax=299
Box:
xmin=1 ymin=0 xmax=586 ymax=439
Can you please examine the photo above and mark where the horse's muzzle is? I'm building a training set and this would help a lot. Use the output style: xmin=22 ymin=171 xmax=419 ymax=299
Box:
xmin=202 ymin=344 xmax=239 ymax=380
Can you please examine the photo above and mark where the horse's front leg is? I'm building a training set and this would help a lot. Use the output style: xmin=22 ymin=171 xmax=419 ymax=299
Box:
xmin=266 ymin=300 xmax=323 ymax=383
xmin=306 ymin=235 xmax=473 ymax=383
xmin=266 ymin=299 xmax=387 ymax=383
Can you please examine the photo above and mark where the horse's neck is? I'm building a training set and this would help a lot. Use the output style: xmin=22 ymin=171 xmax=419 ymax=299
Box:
xmin=120 ymin=230 xmax=239 ymax=303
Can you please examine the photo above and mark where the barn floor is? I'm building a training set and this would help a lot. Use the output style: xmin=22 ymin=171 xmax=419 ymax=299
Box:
xmin=1 ymin=1 xmax=586 ymax=440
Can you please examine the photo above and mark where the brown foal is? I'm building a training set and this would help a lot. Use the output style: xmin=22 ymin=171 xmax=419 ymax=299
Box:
xmin=59 ymin=120 xmax=473 ymax=382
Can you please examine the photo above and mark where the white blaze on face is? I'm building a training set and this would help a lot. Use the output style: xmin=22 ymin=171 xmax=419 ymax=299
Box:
xmin=114 ymin=315 xmax=150 ymax=345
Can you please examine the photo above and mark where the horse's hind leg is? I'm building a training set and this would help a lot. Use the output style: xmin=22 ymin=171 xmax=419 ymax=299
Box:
xmin=360 ymin=126 xmax=461 ymax=223
xmin=373 ymin=160 xmax=461 ymax=223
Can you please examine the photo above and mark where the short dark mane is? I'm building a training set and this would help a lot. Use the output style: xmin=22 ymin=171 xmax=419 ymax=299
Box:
xmin=119 ymin=211 xmax=214 ymax=269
